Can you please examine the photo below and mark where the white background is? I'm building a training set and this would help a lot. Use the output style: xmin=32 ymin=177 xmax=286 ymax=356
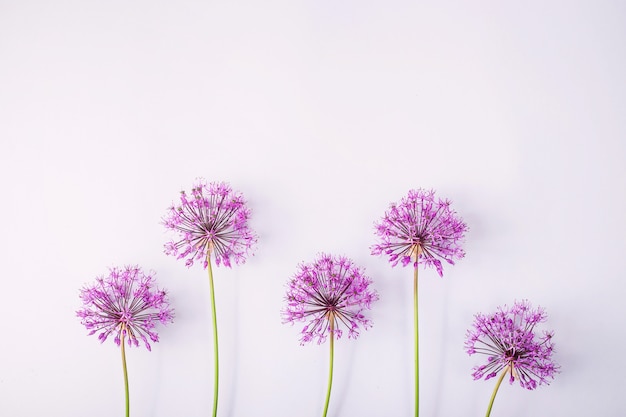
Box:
xmin=1 ymin=1 xmax=625 ymax=416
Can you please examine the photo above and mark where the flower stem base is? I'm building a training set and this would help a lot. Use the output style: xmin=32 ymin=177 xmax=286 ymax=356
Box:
xmin=207 ymin=256 xmax=220 ymax=417
xmin=322 ymin=316 xmax=335 ymax=417
xmin=120 ymin=327 xmax=130 ymax=417
xmin=485 ymin=367 xmax=508 ymax=417
xmin=413 ymin=265 xmax=419 ymax=417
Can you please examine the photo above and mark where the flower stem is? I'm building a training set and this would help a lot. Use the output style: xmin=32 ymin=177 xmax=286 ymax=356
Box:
xmin=413 ymin=265 xmax=419 ymax=417
xmin=207 ymin=256 xmax=219 ymax=417
xmin=120 ymin=326 xmax=130 ymax=417
xmin=485 ymin=367 xmax=508 ymax=417
xmin=322 ymin=316 xmax=335 ymax=417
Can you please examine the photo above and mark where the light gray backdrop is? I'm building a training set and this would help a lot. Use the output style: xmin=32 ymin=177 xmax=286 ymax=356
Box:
xmin=1 ymin=1 xmax=624 ymax=416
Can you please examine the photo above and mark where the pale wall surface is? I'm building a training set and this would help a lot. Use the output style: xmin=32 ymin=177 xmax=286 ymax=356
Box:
xmin=1 ymin=1 xmax=625 ymax=416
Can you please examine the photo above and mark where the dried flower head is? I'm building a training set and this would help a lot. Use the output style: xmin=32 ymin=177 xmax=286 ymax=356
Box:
xmin=283 ymin=253 xmax=378 ymax=345
xmin=77 ymin=265 xmax=174 ymax=351
xmin=371 ymin=188 xmax=468 ymax=276
xmin=163 ymin=179 xmax=257 ymax=268
xmin=465 ymin=300 xmax=559 ymax=390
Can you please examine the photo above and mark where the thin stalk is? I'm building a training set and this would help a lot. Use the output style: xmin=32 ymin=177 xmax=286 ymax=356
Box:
xmin=120 ymin=325 xmax=130 ymax=417
xmin=322 ymin=315 xmax=335 ymax=417
xmin=413 ymin=264 xmax=419 ymax=417
xmin=207 ymin=255 xmax=220 ymax=417
xmin=485 ymin=367 xmax=508 ymax=417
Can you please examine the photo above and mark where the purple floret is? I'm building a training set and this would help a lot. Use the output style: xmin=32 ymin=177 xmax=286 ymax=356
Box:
xmin=163 ymin=179 xmax=257 ymax=268
xmin=465 ymin=300 xmax=559 ymax=390
xmin=283 ymin=253 xmax=379 ymax=345
xmin=77 ymin=265 xmax=174 ymax=351
xmin=371 ymin=189 xmax=468 ymax=276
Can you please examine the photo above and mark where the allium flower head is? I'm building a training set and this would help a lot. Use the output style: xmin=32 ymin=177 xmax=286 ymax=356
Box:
xmin=283 ymin=253 xmax=378 ymax=345
xmin=371 ymin=188 xmax=468 ymax=276
xmin=465 ymin=300 xmax=559 ymax=390
xmin=77 ymin=265 xmax=174 ymax=351
xmin=163 ymin=179 xmax=257 ymax=268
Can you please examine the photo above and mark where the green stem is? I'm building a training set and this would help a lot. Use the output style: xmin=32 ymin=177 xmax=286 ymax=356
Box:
xmin=322 ymin=317 xmax=335 ymax=417
xmin=413 ymin=265 xmax=419 ymax=417
xmin=120 ymin=327 xmax=130 ymax=417
xmin=485 ymin=367 xmax=508 ymax=417
xmin=207 ymin=256 xmax=219 ymax=417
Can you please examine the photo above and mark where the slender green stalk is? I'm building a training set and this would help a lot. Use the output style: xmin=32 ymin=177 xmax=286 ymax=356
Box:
xmin=120 ymin=326 xmax=130 ymax=417
xmin=485 ymin=367 xmax=508 ymax=417
xmin=413 ymin=264 xmax=419 ymax=417
xmin=322 ymin=316 xmax=335 ymax=417
xmin=207 ymin=255 xmax=220 ymax=417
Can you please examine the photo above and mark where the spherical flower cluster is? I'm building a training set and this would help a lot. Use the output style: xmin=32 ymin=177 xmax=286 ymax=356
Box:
xmin=371 ymin=188 xmax=468 ymax=276
xmin=163 ymin=179 xmax=257 ymax=268
xmin=283 ymin=253 xmax=378 ymax=345
xmin=77 ymin=265 xmax=174 ymax=351
xmin=465 ymin=300 xmax=559 ymax=390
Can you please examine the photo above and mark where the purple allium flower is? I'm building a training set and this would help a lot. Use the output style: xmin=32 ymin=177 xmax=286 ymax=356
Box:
xmin=163 ymin=179 xmax=257 ymax=268
xmin=283 ymin=253 xmax=378 ymax=345
xmin=371 ymin=189 xmax=468 ymax=276
xmin=465 ymin=300 xmax=559 ymax=390
xmin=77 ymin=265 xmax=174 ymax=351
